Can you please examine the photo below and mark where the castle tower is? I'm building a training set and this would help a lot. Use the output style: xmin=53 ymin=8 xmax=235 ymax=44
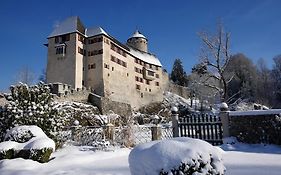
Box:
xmin=126 ymin=30 xmax=148 ymax=52
xmin=46 ymin=16 xmax=85 ymax=90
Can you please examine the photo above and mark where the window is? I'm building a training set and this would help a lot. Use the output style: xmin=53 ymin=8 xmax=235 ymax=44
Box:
xmin=149 ymin=89 xmax=151 ymax=92
xmin=146 ymin=80 xmax=150 ymax=85
xmin=104 ymin=63 xmax=109 ymax=69
xmin=91 ymin=64 xmax=96 ymax=69
xmin=78 ymin=47 xmax=86 ymax=55
xmin=78 ymin=34 xmax=85 ymax=44
xmin=112 ymin=67 xmax=114 ymax=71
xmin=136 ymin=84 xmax=140 ymax=90
xmin=88 ymin=49 xmax=103 ymax=56
xmin=155 ymin=66 xmax=159 ymax=70
xmin=147 ymin=70 xmax=155 ymax=76
xmin=110 ymin=42 xmax=127 ymax=57
xmin=156 ymin=82 xmax=160 ymax=86
xmin=111 ymin=55 xmax=115 ymax=62
xmin=82 ymin=80 xmax=84 ymax=86
xmin=55 ymin=34 xmax=70 ymax=44
xmin=110 ymin=55 xmax=127 ymax=68
xmin=149 ymin=64 xmax=153 ymax=69
xmin=88 ymin=37 xmax=102 ymax=44
xmin=56 ymin=47 xmax=65 ymax=55
xmin=141 ymin=93 xmax=143 ymax=98
xmin=156 ymin=74 xmax=159 ymax=78
xmin=135 ymin=76 xmax=139 ymax=81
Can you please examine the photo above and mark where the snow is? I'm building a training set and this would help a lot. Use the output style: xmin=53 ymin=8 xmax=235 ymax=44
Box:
xmin=129 ymin=137 xmax=225 ymax=175
xmin=1 ymin=138 xmax=281 ymax=175
xmin=129 ymin=30 xmax=147 ymax=39
xmin=49 ymin=16 xmax=80 ymax=38
xmin=229 ymin=109 xmax=281 ymax=116
xmin=129 ymin=46 xmax=162 ymax=66
xmin=1 ymin=125 xmax=55 ymax=151
xmin=86 ymin=27 xmax=108 ymax=37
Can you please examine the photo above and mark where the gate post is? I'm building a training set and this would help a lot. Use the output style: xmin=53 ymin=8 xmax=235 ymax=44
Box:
xmin=105 ymin=123 xmax=115 ymax=142
xmin=219 ymin=102 xmax=230 ymax=138
xmin=151 ymin=125 xmax=162 ymax=141
xmin=171 ymin=106 xmax=179 ymax=137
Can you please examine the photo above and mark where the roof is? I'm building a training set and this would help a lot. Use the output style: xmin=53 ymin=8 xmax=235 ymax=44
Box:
xmin=86 ymin=27 xmax=108 ymax=37
xmin=129 ymin=30 xmax=147 ymax=40
xmin=48 ymin=17 xmax=162 ymax=67
xmin=48 ymin=16 xmax=85 ymax=38
xmin=128 ymin=46 xmax=162 ymax=67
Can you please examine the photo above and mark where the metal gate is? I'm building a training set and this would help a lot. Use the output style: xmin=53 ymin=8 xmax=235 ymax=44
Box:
xmin=179 ymin=112 xmax=223 ymax=145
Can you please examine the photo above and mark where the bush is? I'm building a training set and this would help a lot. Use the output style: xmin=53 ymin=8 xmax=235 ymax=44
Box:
xmin=0 ymin=125 xmax=55 ymax=163
xmin=129 ymin=137 xmax=225 ymax=175
xmin=16 ymin=148 xmax=53 ymax=163
xmin=0 ymin=82 xmax=68 ymax=141
xmin=0 ymin=149 xmax=15 ymax=159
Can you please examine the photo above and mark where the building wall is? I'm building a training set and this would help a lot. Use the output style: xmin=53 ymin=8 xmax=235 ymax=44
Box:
xmin=75 ymin=33 xmax=84 ymax=90
xmin=47 ymin=33 xmax=77 ymax=89
xmin=47 ymin=32 xmax=167 ymax=109
xmin=84 ymin=35 xmax=104 ymax=96
xmin=127 ymin=37 xmax=148 ymax=52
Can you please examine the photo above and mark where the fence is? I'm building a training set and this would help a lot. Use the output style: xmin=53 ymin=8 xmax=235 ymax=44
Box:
xmin=178 ymin=113 xmax=223 ymax=145
xmin=61 ymin=124 xmax=173 ymax=148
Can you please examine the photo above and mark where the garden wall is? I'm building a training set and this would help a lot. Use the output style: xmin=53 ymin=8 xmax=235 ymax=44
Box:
xmin=228 ymin=110 xmax=281 ymax=145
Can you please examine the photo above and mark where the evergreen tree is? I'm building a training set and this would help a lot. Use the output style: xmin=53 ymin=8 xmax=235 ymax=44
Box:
xmin=170 ymin=58 xmax=188 ymax=86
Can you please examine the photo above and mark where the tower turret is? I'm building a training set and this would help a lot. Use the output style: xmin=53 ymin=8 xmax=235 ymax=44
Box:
xmin=127 ymin=30 xmax=148 ymax=52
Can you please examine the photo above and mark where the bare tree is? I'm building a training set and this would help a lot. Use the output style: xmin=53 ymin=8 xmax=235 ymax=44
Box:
xmin=15 ymin=66 xmax=35 ymax=85
xmin=195 ymin=22 xmax=232 ymax=102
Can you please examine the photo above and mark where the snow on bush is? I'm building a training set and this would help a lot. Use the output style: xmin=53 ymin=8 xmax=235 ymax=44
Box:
xmin=129 ymin=137 xmax=225 ymax=175
xmin=0 ymin=125 xmax=55 ymax=163
xmin=53 ymin=101 xmax=100 ymax=126
xmin=0 ymin=82 xmax=67 ymax=141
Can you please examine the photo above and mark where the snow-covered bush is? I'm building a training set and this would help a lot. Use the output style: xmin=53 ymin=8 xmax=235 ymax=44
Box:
xmin=53 ymin=101 xmax=100 ymax=126
xmin=0 ymin=82 xmax=67 ymax=141
xmin=129 ymin=137 xmax=225 ymax=175
xmin=0 ymin=125 xmax=55 ymax=163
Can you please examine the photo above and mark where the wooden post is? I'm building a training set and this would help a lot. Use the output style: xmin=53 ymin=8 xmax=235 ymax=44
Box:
xmin=171 ymin=106 xmax=179 ymax=137
xmin=105 ymin=123 xmax=115 ymax=142
xmin=219 ymin=102 xmax=230 ymax=138
xmin=151 ymin=125 xmax=162 ymax=141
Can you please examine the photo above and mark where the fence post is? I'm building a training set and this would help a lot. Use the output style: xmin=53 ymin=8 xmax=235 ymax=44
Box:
xmin=105 ymin=123 xmax=115 ymax=142
xmin=172 ymin=106 xmax=179 ymax=137
xmin=219 ymin=102 xmax=230 ymax=138
xmin=151 ymin=125 xmax=162 ymax=141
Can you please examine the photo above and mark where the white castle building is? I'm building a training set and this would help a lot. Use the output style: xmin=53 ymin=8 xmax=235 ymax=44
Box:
xmin=46 ymin=16 xmax=168 ymax=109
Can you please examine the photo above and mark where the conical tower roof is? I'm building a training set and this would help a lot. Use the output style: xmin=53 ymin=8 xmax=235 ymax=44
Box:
xmin=129 ymin=30 xmax=147 ymax=40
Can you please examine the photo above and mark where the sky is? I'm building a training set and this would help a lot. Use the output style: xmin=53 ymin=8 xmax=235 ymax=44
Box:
xmin=0 ymin=0 xmax=281 ymax=92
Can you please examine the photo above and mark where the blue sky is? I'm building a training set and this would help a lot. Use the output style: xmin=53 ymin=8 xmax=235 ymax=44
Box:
xmin=0 ymin=0 xmax=281 ymax=92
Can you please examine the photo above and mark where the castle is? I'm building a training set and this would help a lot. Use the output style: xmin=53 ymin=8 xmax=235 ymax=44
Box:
xmin=46 ymin=16 xmax=168 ymax=109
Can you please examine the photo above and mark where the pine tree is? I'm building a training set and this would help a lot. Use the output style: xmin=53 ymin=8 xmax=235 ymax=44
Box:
xmin=170 ymin=58 xmax=188 ymax=86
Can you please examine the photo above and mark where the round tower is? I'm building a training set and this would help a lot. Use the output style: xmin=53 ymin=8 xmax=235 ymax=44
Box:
xmin=127 ymin=30 xmax=148 ymax=52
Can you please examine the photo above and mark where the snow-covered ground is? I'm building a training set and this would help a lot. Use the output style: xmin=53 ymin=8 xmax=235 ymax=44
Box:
xmin=1 ymin=141 xmax=281 ymax=175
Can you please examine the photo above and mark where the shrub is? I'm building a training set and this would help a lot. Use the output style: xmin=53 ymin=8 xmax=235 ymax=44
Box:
xmin=0 ymin=125 xmax=55 ymax=163
xmin=129 ymin=137 xmax=225 ymax=175
xmin=0 ymin=82 xmax=68 ymax=141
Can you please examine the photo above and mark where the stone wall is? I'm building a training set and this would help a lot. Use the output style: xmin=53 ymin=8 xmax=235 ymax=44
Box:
xmin=165 ymin=82 xmax=190 ymax=99
xmin=53 ymin=89 xmax=91 ymax=103
xmin=88 ymin=93 xmax=132 ymax=117
xmin=228 ymin=111 xmax=281 ymax=145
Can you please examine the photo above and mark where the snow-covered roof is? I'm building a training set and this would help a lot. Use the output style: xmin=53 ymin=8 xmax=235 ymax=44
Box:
xmin=129 ymin=46 xmax=162 ymax=67
xmin=49 ymin=16 xmax=84 ymax=38
xmin=86 ymin=27 xmax=108 ymax=37
xmin=129 ymin=30 xmax=147 ymax=39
